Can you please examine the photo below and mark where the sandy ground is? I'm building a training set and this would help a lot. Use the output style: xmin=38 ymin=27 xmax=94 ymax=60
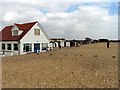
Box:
xmin=2 ymin=43 xmax=118 ymax=88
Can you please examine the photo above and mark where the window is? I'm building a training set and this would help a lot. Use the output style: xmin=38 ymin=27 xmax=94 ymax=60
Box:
xmin=14 ymin=44 xmax=18 ymax=50
xmin=34 ymin=29 xmax=40 ymax=35
xmin=7 ymin=44 xmax=12 ymax=50
xmin=23 ymin=43 xmax=32 ymax=52
xmin=13 ymin=30 xmax=18 ymax=35
xmin=42 ymin=43 xmax=48 ymax=50
xmin=2 ymin=43 xmax=5 ymax=50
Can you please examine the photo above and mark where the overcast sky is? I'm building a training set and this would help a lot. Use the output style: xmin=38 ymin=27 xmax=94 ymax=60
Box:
xmin=0 ymin=0 xmax=118 ymax=40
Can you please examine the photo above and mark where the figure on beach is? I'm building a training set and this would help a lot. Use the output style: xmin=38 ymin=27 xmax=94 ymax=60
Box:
xmin=107 ymin=41 xmax=110 ymax=48
xmin=76 ymin=42 xmax=79 ymax=47
xmin=36 ymin=46 xmax=40 ymax=55
xmin=58 ymin=42 xmax=61 ymax=49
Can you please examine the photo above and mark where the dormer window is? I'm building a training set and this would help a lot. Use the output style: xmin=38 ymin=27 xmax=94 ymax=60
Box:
xmin=13 ymin=30 xmax=18 ymax=35
xmin=34 ymin=29 xmax=40 ymax=35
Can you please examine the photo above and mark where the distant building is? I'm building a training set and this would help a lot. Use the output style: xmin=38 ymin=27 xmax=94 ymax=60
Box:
xmin=50 ymin=38 xmax=70 ymax=48
xmin=98 ymin=39 xmax=109 ymax=42
xmin=84 ymin=37 xmax=93 ymax=44
xmin=0 ymin=21 xmax=50 ymax=56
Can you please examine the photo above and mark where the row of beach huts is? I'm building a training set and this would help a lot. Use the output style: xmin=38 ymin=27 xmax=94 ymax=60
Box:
xmin=49 ymin=37 xmax=97 ymax=49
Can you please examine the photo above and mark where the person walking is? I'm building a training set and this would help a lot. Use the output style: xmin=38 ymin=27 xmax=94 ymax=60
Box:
xmin=58 ymin=42 xmax=61 ymax=49
xmin=107 ymin=41 xmax=110 ymax=48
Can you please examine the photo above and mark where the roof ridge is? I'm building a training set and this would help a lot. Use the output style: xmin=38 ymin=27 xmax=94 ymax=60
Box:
xmin=17 ymin=21 xmax=38 ymax=25
xmin=5 ymin=25 xmax=13 ymax=27
xmin=14 ymin=23 xmax=20 ymax=25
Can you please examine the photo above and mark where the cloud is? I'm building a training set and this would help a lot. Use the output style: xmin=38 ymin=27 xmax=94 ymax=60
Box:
xmin=0 ymin=1 xmax=118 ymax=40
xmin=0 ymin=0 xmax=119 ymax=3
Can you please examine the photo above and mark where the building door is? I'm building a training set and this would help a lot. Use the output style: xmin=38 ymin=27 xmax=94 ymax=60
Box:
xmin=34 ymin=43 xmax=40 ymax=52
xmin=54 ymin=43 xmax=56 ymax=47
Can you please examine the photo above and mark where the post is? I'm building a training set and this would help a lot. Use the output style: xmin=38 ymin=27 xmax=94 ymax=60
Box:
xmin=58 ymin=42 xmax=61 ymax=49
xmin=18 ymin=41 xmax=20 ymax=55
xmin=107 ymin=41 xmax=110 ymax=48
xmin=64 ymin=41 xmax=66 ymax=47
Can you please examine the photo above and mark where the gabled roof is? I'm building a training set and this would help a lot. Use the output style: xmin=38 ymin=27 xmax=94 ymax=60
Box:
xmin=0 ymin=21 xmax=37 ymax=41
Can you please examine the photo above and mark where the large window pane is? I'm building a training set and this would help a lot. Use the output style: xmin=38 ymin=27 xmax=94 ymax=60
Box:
xmin=14 ymin=44 xmax=18 ymax=50
xmin=7 ymin=44 xmax=11 ymax=50
xmin=34 ymin=29 xmax=40 ymax=35
xmin=2 ymin=43 xmax=5 ymax=50
xmin=29 ymin=44 xmax=32 ymax=51
xmin=23 ymin=43 xmax=32 ymax=52
xmin=42 ymin=43 xmax=48 ymax=50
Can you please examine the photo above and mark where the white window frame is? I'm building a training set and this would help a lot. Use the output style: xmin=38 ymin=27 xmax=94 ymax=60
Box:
xmin=42 ymin=43 xmax=48 ymax=50
xmin=13 ymin=30 xmax=18 ymax=35
xmin=7 ymin=43 xmax=12 ymax=50
xmin=23 ymin=43 xmax=32 ymax=52
xmin=2 ymin=43 xmax=5 ymax=50
xmin=34 ymin=29 xmax=40 ymax=35
xmin=13 ymin=43 xmax=18 ymax=51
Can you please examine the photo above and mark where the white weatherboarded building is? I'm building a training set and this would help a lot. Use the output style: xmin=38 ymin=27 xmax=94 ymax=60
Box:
xmin=0 ymin=21 xmax=50 ymax=56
